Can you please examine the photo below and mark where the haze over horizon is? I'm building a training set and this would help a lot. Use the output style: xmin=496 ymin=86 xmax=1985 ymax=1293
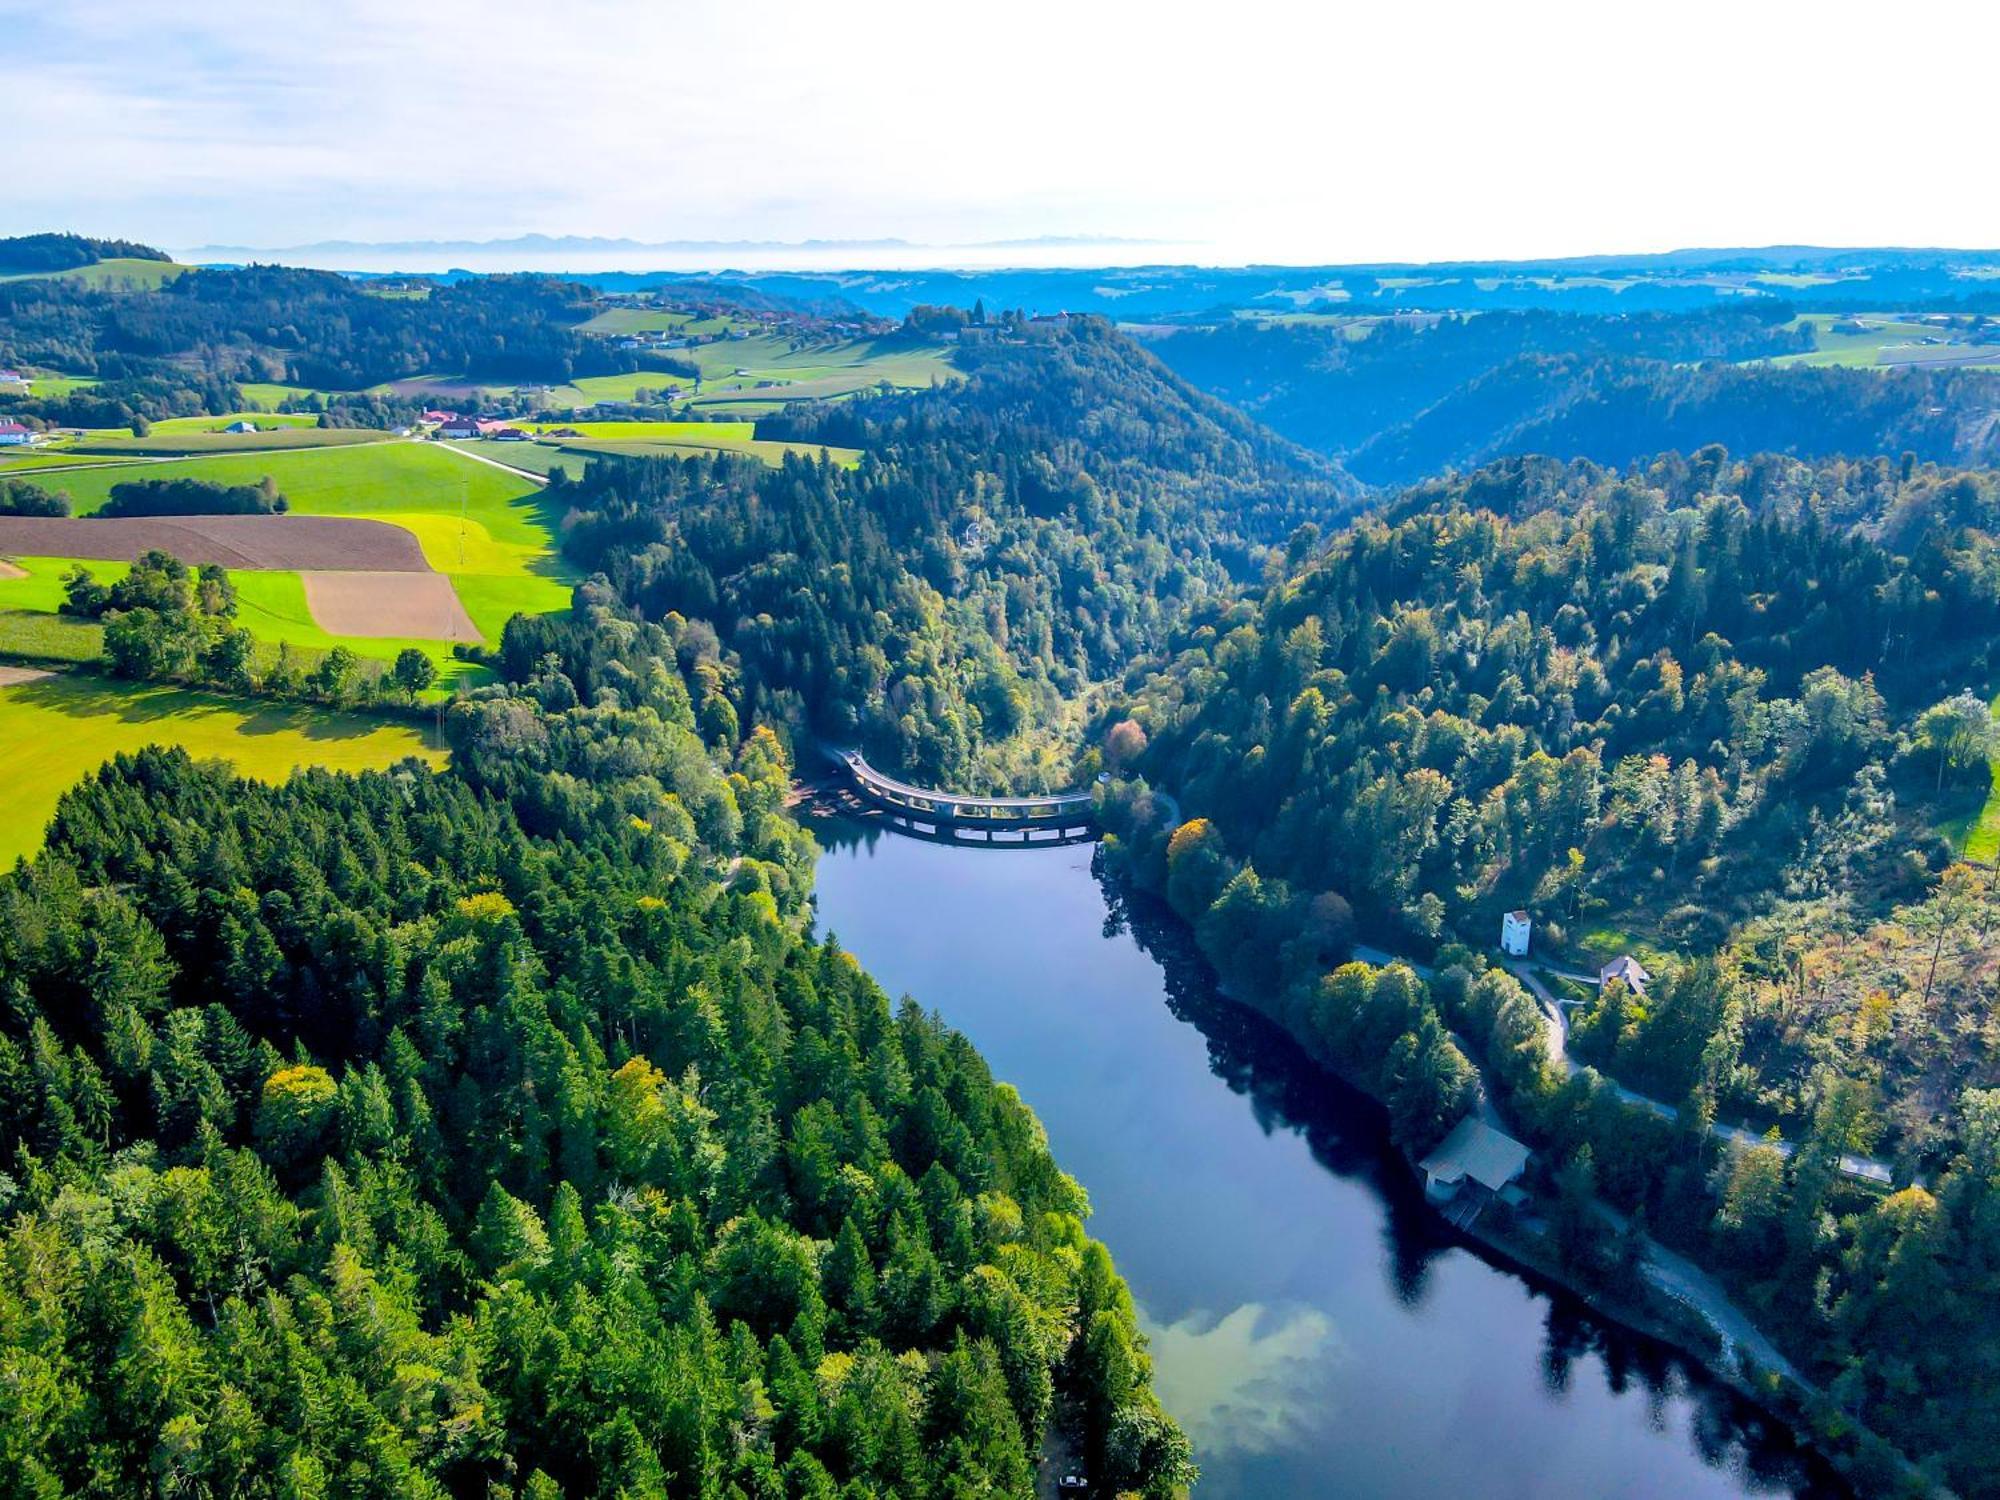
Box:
xmin=10 ymin=0 xmax=1998 ymax=264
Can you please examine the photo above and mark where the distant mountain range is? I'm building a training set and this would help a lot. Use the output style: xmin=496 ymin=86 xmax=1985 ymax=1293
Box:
xmin=175 ymin=231 xmax=1167 ymax=260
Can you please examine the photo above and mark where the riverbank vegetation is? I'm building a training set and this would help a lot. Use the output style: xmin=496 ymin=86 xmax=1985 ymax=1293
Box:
xmin=1096 ymin=447 xmax=2000 ymax=1493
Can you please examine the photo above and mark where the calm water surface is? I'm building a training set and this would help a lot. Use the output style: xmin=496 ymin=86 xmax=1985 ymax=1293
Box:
xmin=810 ymin=814 xmax=1846 ymax=1499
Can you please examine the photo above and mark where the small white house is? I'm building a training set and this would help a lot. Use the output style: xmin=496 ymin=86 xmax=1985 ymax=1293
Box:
xmin=1500 ymin=909 xmax=1531 ymax=957
xmin=223 ymin=419 xmax=258 ymax=434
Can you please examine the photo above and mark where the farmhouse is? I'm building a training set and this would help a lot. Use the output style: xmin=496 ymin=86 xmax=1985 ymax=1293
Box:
xmin=1600 ymin=954 xmax=1651 ymax=995
xmin=1419 ymin=1117 xmax=1530 ymax=1208
xmin=0 ymin=421 xmax=37 ymax=446
xmin=1500 ymin=909 xmax=1531 ymax=957
xmin=421 ymin=409 xmax=458 ymax=425
xmin=0 ymin=370 xmax=29 ymax=390
xmin=437 ymin=416 xmax=481 ymax=439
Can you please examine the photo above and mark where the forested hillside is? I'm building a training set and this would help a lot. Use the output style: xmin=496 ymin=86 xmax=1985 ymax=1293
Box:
xmin=1096 ymin=448 xmax=2000 ymax=1492
xmin=544 ymin=318 xmax=1356 ymax=790
xmin=1150 ymin=312 xmax=2000 ymax=483
xmin=0 ymin=595 xmax=1191 ymax=1496
xmin=0 ymin=265 xmax=684 ymax=427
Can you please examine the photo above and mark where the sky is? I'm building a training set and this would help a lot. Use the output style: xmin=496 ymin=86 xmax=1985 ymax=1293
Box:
xmin=8 ymin=0 xmax=2000 ymax=267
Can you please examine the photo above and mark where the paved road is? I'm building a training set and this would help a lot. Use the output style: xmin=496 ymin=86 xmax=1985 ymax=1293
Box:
xmin=1496 ymin=959 xmax=1902 ymax=1186
xmin=432 ymin=437 xmax=550 ymax=485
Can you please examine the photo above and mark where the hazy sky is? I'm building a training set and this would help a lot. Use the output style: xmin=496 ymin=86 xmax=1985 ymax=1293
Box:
xmin=7 ymin=0 xmax=1998 ymax=264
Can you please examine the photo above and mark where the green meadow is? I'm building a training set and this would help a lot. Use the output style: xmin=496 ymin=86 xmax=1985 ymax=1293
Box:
xmin=0 ymin=669 xmax=443 ymax=868
xmin=69 ymin=427 xmax=391 ymax=456
xmin=9 ymin=442 xmax=576 ymax=663
xmin=0 ymin=258 xmax=188 ymax=290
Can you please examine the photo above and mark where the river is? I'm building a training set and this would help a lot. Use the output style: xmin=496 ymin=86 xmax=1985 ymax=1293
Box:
xmin=808 ymin=811 xmax=1848 ymax=1499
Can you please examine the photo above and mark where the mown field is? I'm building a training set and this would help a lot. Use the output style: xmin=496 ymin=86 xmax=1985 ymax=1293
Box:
xmin=0 ymin=667 xmax=443 ymax=867
xmin=1766 ymin=313 xmax=2000 ymax=369
xmin=68 ymin=427 xmax=392 ymax=456
xmin=0 ymin=257 xmax=187 ymax=290
xmin=3 ymin=442 xmax=575 ymax=675
xmin=575 ymin=307 xmax=732 ymax=337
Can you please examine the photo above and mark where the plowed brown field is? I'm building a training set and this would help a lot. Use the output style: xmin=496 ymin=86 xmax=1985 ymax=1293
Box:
xmin=0 ymin=515 xmax=431 ymax=571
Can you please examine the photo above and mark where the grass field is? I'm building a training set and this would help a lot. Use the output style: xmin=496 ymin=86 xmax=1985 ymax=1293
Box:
xmin=560 ymin=437 xmax=861 ymax=468
xmin=1765 ymin=314 xmax=1991 ymax=369
xmin=0 ymin=552 xmax=487 ymax=684
xmin=145 ymin=412 xmax=326 ymax=434
xmin=0 ymin=451 xmax=133 ymax=474
xmin=542 ymin=370 xmax=695 ymax=405
xmin=0 ymin=610 xmax=104 ymax=664
xmin=23 ymin=441 xmax=575 ymax=652
xmin=69 ymin=427 xmax=391 ymax=456
xmin=522 ymin=420 xmax=758 ymax=442
xmin=575 ymin=308 xmax=729 ymax=336
xmin=0 ymin=669 xmax=442 ymax=868
xmin=237 ymin=381 xmax=330 ymax=409
xmin=10 ymin=372 xmax=100 ymax=398
xmin=0 ymin=258 xmax=188 ymax=290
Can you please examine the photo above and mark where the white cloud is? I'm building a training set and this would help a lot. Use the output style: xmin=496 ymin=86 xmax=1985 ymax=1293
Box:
xmin=4 ymin=0 xmax=1998 ymax=260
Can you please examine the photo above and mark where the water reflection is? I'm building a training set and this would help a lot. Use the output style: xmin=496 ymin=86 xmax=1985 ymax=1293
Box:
xmin=809 ymin=812 xmax=1850 ymax=1498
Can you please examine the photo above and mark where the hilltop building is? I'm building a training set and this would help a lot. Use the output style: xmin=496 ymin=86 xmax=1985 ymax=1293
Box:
xmin=1500 ymin=909 xmax=1531 ymax=957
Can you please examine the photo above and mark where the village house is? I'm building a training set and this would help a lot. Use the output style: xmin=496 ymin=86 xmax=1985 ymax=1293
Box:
xmin=1500 ymin=909 xmax=1531 ymax=957
xmin=1599 ymin=954 xmax=1651 ymax=995
xmin=437 ymin=415 xmax=481 ymax=439
xmin=0 ymin=421 xmax=37 ymax=446
xmin=0 ymin=370 xmax=30 ymax=390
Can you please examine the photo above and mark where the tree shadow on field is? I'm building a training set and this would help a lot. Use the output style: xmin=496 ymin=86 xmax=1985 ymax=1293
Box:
xmin=9 ymin=673 xmax=390 ymax=743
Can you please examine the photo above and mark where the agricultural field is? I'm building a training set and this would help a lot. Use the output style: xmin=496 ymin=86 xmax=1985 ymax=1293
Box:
xmin=0 ymin=665 xmax=442 ymax=868
xmin=540 ymin=370 xmax=695 ymax=406
xmin=0 ymin=257 xmax=188 ymax=290
xmin=4 ymin=371 xmax=100 ymax=398
xmin=682 ymin=334 xmax=958 ymax=412
xmin=237 ymin=381 xmax=331 ymax=409
xmin=67 ymin=426 xmax=391 ymax=456
xmin=1765 ymin=313 xmax=2000 ymax=369
xmin=0 ymin=451 xmax=131 ymax=474
xmin=575 ymin=306 xmax=732 ymax=337
xmin=0 ymin=442 xmax=575 ymax=675
xmin=560 ymin=436 xmax=861 ymax=468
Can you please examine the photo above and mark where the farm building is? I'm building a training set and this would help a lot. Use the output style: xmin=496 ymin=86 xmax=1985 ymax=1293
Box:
xmin=490 ymin=427 xmax=530 ymax=442
xmin=1500 ymin=910 xmax=1531 ymax=957
xmin=1600 ymin=955 xmax=1651 ymax=995
xmin=0 ymin=370 xmax=29 ymax=389
xmin=437 ymin=416 xmax=481 ymax=439
xmin=223 ymin=419 xmax=258 ymax=433
xmin=0 ymin=421 xmax=37 ymax=446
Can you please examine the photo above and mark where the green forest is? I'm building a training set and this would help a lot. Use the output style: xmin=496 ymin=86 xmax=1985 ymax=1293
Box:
xmin=15 ymin=243 xmax=2000 ymax=1495
xmin=0 ymin=596 xmax=1192 ymax=1497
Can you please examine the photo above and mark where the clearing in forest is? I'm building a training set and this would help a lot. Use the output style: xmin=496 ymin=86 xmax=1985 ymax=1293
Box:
xmin=0 ymin=669 xmax=442 ymax=867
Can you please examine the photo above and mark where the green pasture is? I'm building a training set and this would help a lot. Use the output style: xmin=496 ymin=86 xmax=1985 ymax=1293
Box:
xmin=237 ymin=381 xmax=334 ymax=410
xmin=145 ymin=412 xmax=325 ymax=434
xmin=37 ymin=440 xmax=575 ymax=642
xmin=0 ymin=258 xmax=188 ymax=290
xmin=0 ymin=669 xmax=443 ymax=868
xmin=7 ymin=372 xmax=100 ymax=398
xmin=0 ymin=554 xmax=491 ymax=685
xmin=543 ymin=371 xmax=694 ymax=406
xmin=69 ymin=427 xmax=391 ymax=456
xmin=0 ymin=451 xmax=131 ymax=474
xmin=576 ymin=307 xmax=718 ymax=336
xmin=559 ymin=437 xmax=861 ymax=469
xmin=522 ymin=420 xmax=754 ymax=442
xmin=1764 ymin=314 xmax=1982 ymax=369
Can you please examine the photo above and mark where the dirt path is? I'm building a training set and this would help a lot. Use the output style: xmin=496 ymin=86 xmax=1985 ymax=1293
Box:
xmin=0 ymin=664 xmax=53 ymax=688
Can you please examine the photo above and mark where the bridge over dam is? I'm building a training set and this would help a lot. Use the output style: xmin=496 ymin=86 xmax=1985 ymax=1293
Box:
xmin=829 ymin=748 xmax=1099 ymax=844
